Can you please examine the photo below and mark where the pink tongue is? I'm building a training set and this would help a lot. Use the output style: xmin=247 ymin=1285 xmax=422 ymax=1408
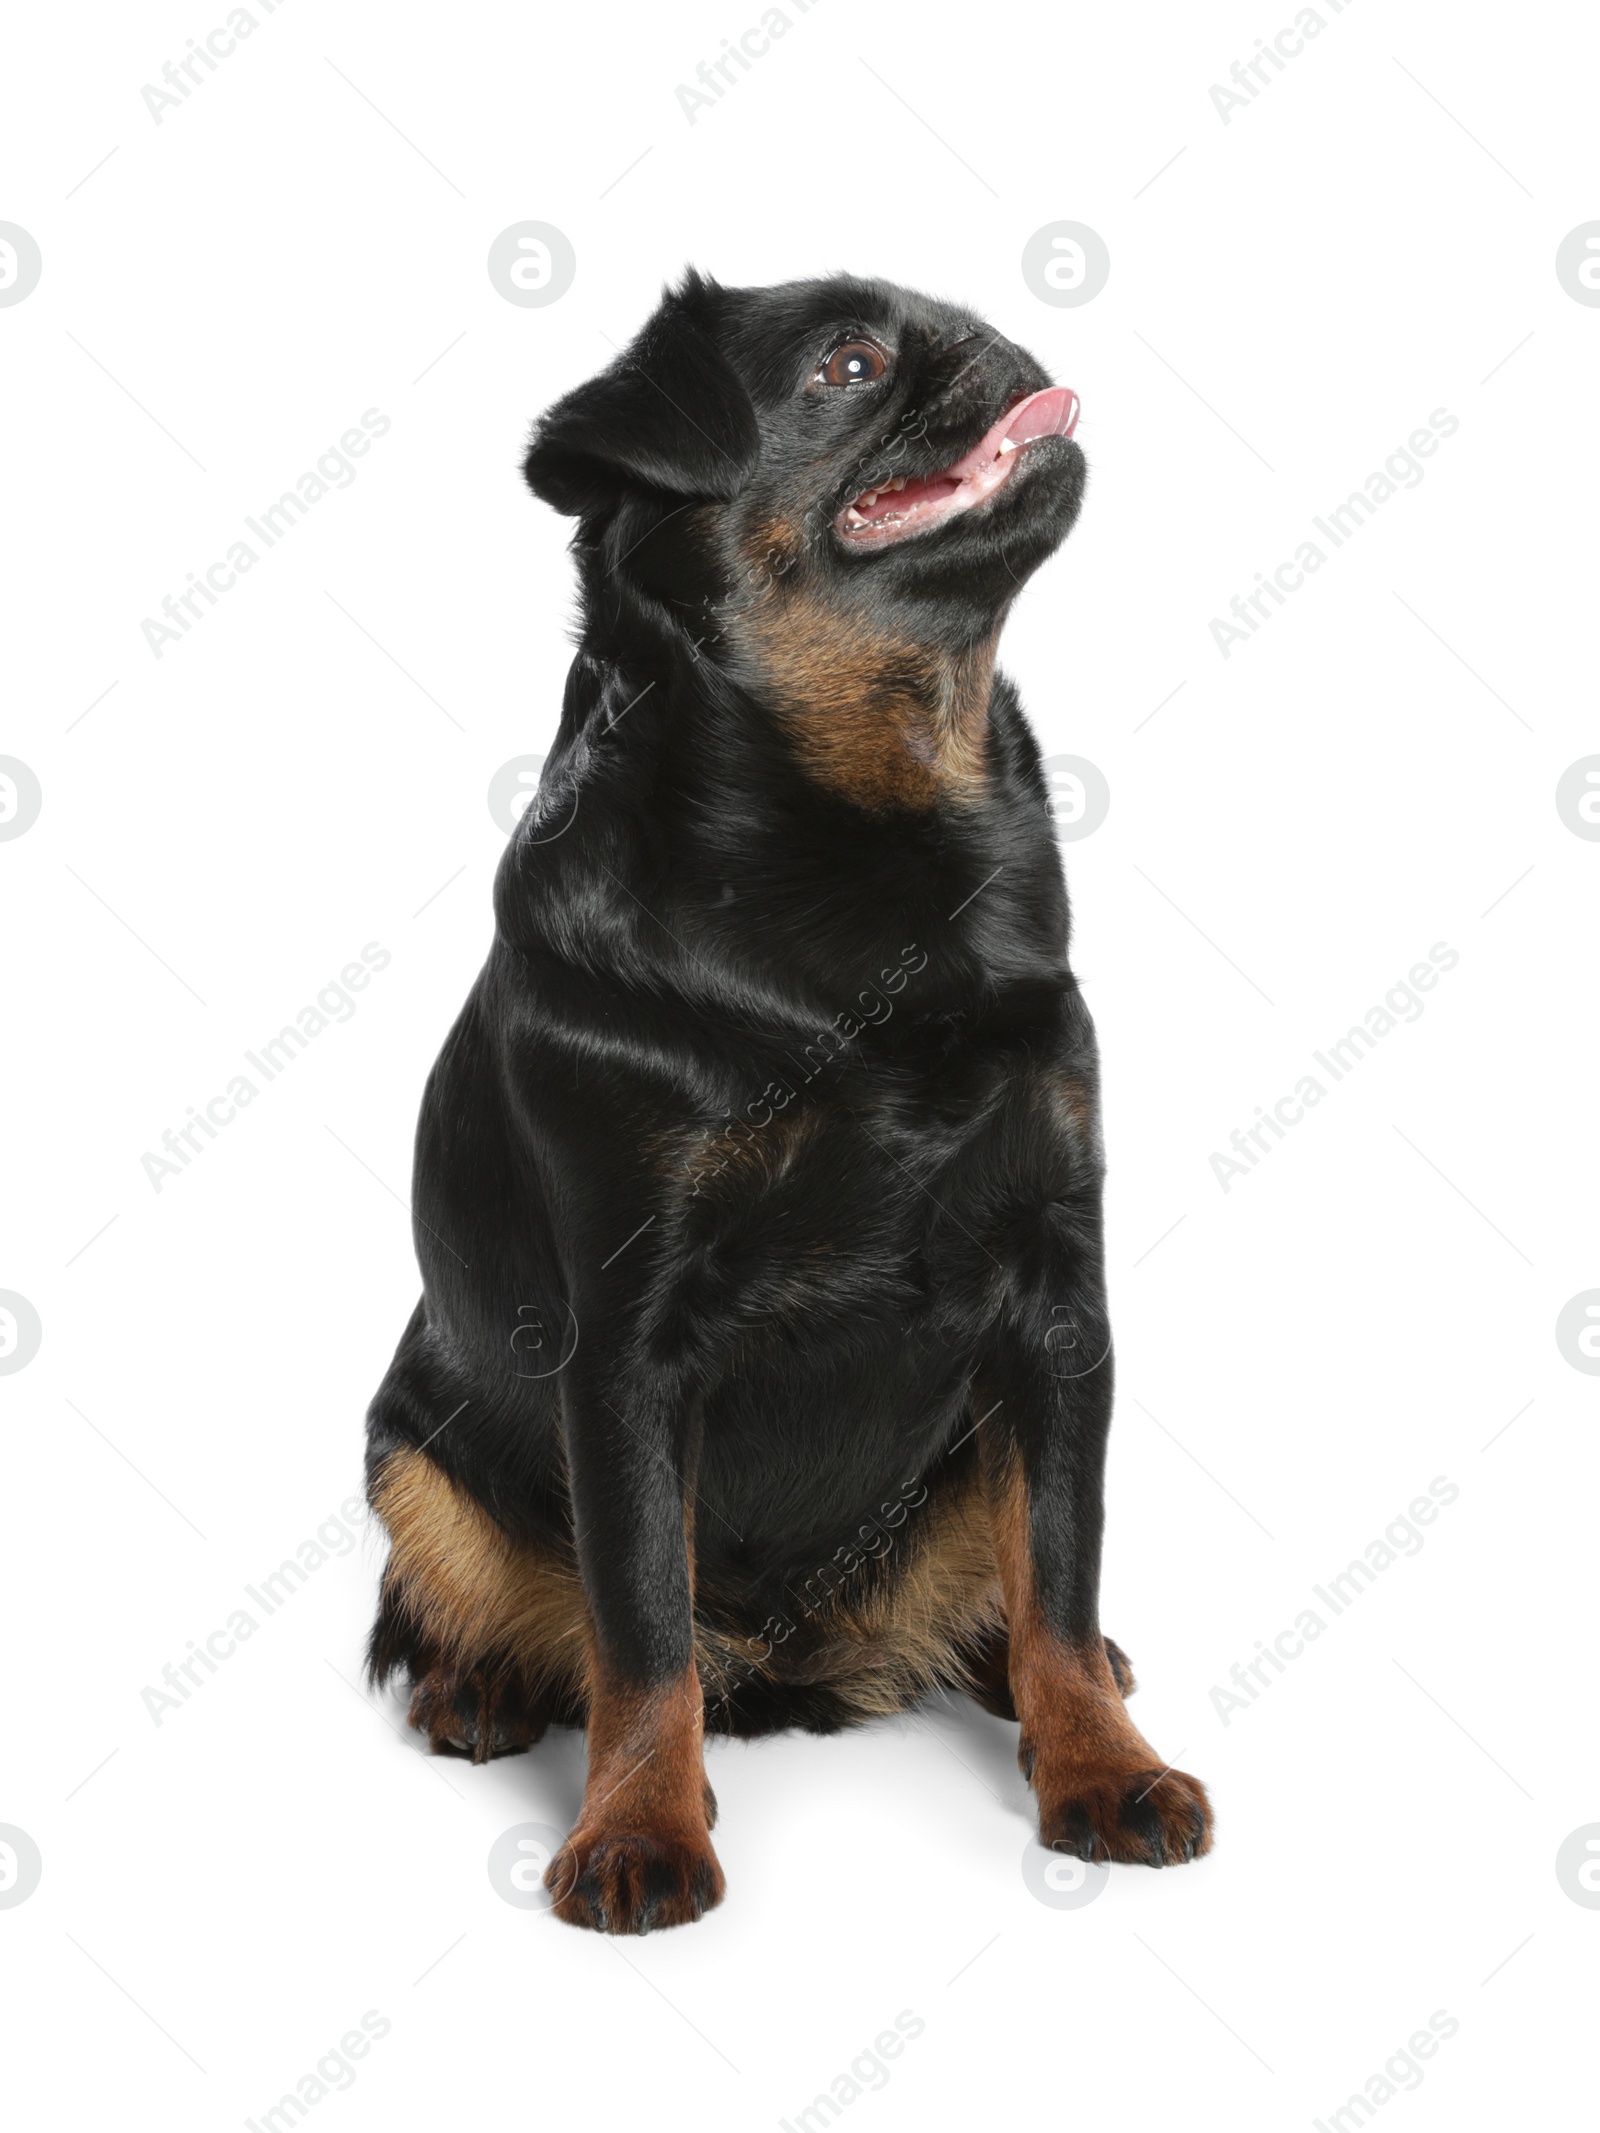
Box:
xmin=940 ymin=385 xmax=1082 ymax=483
xmin=848 ymin=385 xmax=1083 ymax=520
xmin=1004 ymin=386 xmax=1080 ymax=445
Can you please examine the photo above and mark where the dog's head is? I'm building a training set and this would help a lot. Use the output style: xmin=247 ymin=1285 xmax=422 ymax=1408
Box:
xmin=524 ymin=269 xmax=1085 ymax=645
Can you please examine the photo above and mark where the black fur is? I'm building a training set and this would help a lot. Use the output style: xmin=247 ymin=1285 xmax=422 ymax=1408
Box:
xmin=363 ymin=274 xmax=1193 ymax=1887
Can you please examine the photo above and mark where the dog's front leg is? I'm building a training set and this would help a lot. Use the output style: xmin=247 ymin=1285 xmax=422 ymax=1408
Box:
xmin=544 ymin=1354 xmax=723 ymax=1933
xmin=977 ymin=1248 xmax=1213 ymax=1867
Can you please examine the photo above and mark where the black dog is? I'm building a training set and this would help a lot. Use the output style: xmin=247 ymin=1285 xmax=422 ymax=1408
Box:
xmin=364 ymin=269 xmax=1212 ymax=1932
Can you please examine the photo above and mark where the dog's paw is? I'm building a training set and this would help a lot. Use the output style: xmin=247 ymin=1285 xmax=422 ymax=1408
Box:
xmin=1037 ymin=1763 xmax=1212 ymax=1867
xmin=405 ymin=1665 xmax=544 ymax=1763
xmin=1103 ymin=1637 xmax=1136 ymax=1698
xmin=545 ymin=1824 xmax=725 ymax=1934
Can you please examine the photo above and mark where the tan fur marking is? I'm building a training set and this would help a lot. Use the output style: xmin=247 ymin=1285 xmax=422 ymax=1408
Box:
xmin=375 ymin=1444 xmax=1011 ymax=1731
xmin=545 ymin=1657 xmax=725 ymax=1930
xmin=577 ymin=1661 xmax=712 ymax=1837
xmin=1054 ymin=1077 xmax=1096 ymax=1137
xmin=373 ymin=1447 xmax=590 ymax=1700
xmin=981 ymin=1437 xmax=1213 ymax=1862
xmin=700 ymin=1461 xmax=1005 ymax=1721
xmin=674 ymin=1104 xmax=815 ymax=1198
xmin=986 ymin=1448 xmax=1133 ymax=1765
xmin=735 ymin=586 xmax=997 ymax=812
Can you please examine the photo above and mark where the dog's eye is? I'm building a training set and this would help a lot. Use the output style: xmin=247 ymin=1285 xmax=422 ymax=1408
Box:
xmin=818 ymin=340 xmax=889 ymax=387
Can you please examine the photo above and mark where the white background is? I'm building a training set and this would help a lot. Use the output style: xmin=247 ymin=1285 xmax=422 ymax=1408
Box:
xmin=3 ymin=1 xmax=1596 ymax=2126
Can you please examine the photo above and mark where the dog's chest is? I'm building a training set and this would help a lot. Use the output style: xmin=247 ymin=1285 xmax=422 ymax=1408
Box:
xmin=666 ymin=1067 xmax=1012 ymax=1353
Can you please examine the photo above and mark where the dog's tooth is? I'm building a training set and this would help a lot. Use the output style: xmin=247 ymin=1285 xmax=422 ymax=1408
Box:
xmin=860 ymin=491 xmax=878 ymax=507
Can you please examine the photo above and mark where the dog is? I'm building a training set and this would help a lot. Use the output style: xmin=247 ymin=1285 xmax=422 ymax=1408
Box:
xmin=363 ymin=269 xmax=1212 ymax=1932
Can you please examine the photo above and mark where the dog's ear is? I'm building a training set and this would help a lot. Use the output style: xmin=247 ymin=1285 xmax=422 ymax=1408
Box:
xmin=523 ymin=271 xmax=758 ymax=518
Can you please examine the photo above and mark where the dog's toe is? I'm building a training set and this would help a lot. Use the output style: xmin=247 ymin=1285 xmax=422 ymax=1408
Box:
xmin=1104 ymin=1637 xmax=1137 ymax=1697
xmin=405 ymin=1665 xmax=545 ymax=1763
xmin=1037 ymin=1765 xmax=1212 ymax=1867
xmin=546 ymin=1826 xmax=725 ymax=1934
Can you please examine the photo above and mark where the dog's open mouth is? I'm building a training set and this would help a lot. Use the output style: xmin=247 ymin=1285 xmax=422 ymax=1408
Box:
xmin=836 ymin=385 xmax=1080 ymax=545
